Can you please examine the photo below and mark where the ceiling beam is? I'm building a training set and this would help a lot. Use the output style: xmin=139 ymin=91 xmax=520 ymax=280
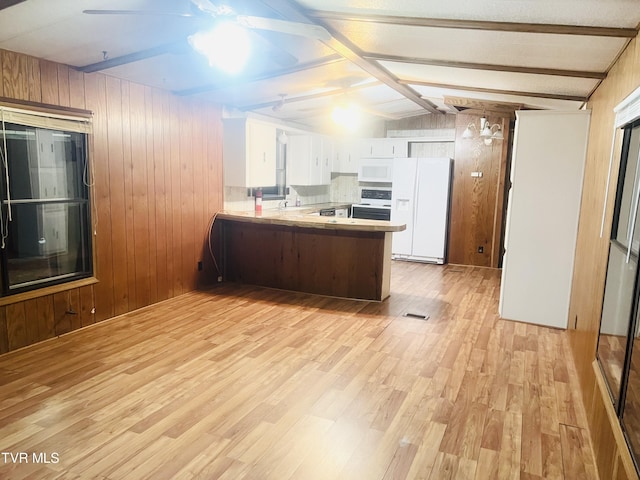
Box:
xmin=310 ymin=11 xmax=638 ymax=38
xmin=0 ymin=0 xmax=26 ymax=12
xmin=240 ymin=79 xmax=382 ymax=110
xmin=262 ymin=0 xmax=442 ymax=115
xmin=399 ymin=79 xmax=588 ymax=103
xmin=77 ymin=41 xmax=189 ymax=73
xmin=365 ymin=53 xmax=607 ymax=80
xmin=175 ymin=54 xmax=345 ymax=96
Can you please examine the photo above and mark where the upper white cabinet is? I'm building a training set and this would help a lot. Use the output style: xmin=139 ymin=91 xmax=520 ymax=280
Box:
xmin=333 ymin=138 xmax=360 ymax=174
xmin=360 ymin=138 xmax=408 ymax=158
xmin=223 ymin=118 xmax=276 ymax=187
xmin=287 ymin=134 xmax=332 ymax=185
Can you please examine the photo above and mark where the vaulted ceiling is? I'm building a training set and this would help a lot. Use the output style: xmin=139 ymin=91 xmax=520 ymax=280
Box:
xmin=0 ymin=0 xmax=638 ymax=131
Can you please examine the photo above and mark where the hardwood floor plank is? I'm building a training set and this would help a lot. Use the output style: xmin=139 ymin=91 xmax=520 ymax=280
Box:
xmin=0 ymin=263 xmax=598 ymax=479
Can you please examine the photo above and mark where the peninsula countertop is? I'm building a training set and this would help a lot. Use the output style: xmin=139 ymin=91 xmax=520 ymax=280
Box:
xmin=215 ymin=208 xmax=406 ymax=232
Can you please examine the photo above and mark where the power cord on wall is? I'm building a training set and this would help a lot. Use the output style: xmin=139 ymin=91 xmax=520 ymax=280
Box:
xmin=207 ymin=211 xmax=223 ymax=282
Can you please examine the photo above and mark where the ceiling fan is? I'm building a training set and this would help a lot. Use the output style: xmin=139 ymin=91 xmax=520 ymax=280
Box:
xmin=83 ymin=0 xmax=331 ymax=42
xmin=83 ymin=0 xmax=331 ymax=72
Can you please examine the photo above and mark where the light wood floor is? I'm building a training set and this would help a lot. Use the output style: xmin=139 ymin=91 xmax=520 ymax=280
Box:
xmin=0 ymin=262 xmax=598 ymax=479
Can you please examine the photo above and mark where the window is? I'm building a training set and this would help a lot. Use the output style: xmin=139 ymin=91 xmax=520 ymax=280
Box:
xmin=0 ymin=107 xmax=92 ymax=295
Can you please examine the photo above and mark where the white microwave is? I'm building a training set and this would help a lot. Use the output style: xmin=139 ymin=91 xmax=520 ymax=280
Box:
xmin=358 ymin=158 xmax=394 ymax=183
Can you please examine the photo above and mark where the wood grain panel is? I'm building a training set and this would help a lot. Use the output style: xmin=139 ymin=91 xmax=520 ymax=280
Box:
xmin=78 ymin=285 xmax=95 ymax=328
xmin=33 ymin=296 xmax=54 ymax=342
xmin=27 ymin=55 xmax=41 ymax=103
xmin=566 ymin=34 xmax=640 ymax=480
xmin=53 ymin=291 xmax=72 ymax=336
xmin=0 ymin=307 xmax=7 ymax=354
xmin=0 ymin=47 xmax=224 ymax=353
xmin=67 ymin=67 xmax=85 ymax=109
xmin=193 ymin=102 xmax=207 ymax=289
xmin=152 ymin=88 xmax=168 ymax=301
xmin=2 ymin=50 xmax=28 ymax=100
xmin=129 ymin=82 xmax=151 ymax=309
xmin=144 ymin=85 xmax=158 ymax=305
xmin=120 ymin=80 xmax=137 ymax=310
xmin=106 ymin=75 xmax=128 ymax=316
xmin=6 ymin=302 xmax=27 ymax=350
xmin=57 ymin=64 xmax=70 ymax=108
xmin=162 ymin=90 xmax=176 ymax=298
xmin=448 ymin=114 xmax=509 ymax=267
xmin=180 ymin=100 xmax=196 ymax=294
xmin=170 ymin=95 xmax=184 ymax=295
xmin=85 ymin=72 xmax=114 ymax=322
xmin=39 ymin=59 xmax=58 ymax=104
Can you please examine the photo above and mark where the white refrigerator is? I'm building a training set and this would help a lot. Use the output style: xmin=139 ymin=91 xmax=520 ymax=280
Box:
xmin=391 ymin=157 xmax=452 ymax=264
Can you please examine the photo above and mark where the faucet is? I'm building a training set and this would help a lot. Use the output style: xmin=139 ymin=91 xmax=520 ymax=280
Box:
xmin=278 ymin=200 xmax=289 ymax=210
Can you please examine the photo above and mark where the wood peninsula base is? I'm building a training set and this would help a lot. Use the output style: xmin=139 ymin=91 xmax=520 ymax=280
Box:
xmin=216 ymin=211 xmax=405 ymax=301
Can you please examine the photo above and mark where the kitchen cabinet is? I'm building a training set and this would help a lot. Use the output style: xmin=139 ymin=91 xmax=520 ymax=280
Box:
xmin=223 ymin=118 xmax=276 ymax=187
xmin=333 ymin=138 xmax=360 ymax=174
xmin=287 ymin=134 xmax=332 ymax=185
xmin=360 ymin=138 xmax=408 ymax=158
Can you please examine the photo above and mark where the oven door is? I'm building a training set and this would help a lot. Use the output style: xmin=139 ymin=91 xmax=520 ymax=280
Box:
xmin=351 ymin=204 xmax=391 ymax=221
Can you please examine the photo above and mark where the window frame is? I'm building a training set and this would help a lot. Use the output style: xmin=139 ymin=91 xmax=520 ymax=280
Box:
xmin=0 ymin=102 xmax=94 ymax=297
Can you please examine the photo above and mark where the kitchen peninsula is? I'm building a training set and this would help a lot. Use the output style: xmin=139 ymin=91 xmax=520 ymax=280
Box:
xmin=214 ymin=208 xmax=406 ymax=301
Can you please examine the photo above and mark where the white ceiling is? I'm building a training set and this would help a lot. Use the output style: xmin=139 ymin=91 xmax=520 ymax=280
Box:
xmin=0 ymin=0 xmax=638 ymax=132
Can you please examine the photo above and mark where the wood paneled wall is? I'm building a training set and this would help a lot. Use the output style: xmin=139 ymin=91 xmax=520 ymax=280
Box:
xmin=448 ymin=114 xmax=510 ymax=267
xmin=0 ymin=49 xmax=224 ymax=354
xmin=568 ymin=34 xmax=640 ymax=479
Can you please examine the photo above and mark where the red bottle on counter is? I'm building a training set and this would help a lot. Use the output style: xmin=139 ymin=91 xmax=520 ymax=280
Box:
xmin=255 ymin=188 xmax=263 ymax=214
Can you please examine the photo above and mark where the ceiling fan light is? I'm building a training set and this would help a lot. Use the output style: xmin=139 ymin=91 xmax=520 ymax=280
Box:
xmin=331 ymin=104 xmax=361 ymax=132
xmin=189 ymin=22 xmax=251 ymax=74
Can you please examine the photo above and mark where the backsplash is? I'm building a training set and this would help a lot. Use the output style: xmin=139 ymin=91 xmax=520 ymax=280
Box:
xmin=330 ymin=173 xmax=359 ymax=204
xmin=224 ymin=184 xmax=333 ymax=211
xmin=224 ymin=175 xmax=393 ymax=211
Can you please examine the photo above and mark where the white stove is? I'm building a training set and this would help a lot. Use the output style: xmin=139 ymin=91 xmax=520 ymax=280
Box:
xmin=351 ymin=188 xmax=392 ymax=221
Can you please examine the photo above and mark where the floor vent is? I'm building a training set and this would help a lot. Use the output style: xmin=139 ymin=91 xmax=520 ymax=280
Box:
xmin=403 ymin=312 xmax=429 ymax=320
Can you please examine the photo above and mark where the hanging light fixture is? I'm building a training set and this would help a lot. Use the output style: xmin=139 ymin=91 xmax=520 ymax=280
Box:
xmin=188 ymin=22 xmax=251 ymax=74
xmin=331 ymin=102 xmax=361 ymax=132
xmin=462 ymin=116 xmax=504 ymax=145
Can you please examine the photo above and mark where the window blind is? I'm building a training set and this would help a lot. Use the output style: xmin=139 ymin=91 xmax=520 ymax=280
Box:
xmin=0 ymin=106 xmax=92 ymax=134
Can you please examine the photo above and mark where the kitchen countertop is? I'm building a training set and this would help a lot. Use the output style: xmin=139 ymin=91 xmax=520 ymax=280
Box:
xmin=216 ymin=206 xmax=405 ymax=233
